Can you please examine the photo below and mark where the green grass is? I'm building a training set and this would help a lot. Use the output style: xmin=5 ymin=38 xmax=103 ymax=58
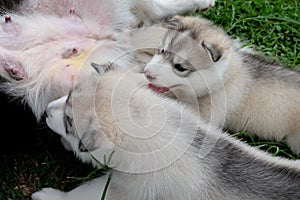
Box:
xmin=232 ymin=129 xmax=300 ymax=160
xmin=197 ymin=0 xmax=300 ymax=68
xmin=0 ymin=133 xmax=102 ymax=200
xmin=1 ymin=1 xmax=299 ymax=199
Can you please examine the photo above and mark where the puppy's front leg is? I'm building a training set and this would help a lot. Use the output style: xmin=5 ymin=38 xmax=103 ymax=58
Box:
xmin=153 ymin=0 xmax=216 ymax=13
xmin=132 ymin=0 xmax=216 ymax=24
xmin=32 ymin=175 xmax=109 ymax=200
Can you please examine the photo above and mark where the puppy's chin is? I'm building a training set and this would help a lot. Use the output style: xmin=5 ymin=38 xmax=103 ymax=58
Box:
xmin=46 ymin=117 xmax=66 ymax=136
xmin=45 ymin=96 xmax=68 ymax=135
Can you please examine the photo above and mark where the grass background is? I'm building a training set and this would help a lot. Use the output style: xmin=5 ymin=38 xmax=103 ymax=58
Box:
xmin=0 ymin=0 xmax=299 ymax=199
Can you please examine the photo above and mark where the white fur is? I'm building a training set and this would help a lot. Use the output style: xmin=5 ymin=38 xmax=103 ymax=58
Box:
xmin=32 ymin=69 xmax=300 ymax=200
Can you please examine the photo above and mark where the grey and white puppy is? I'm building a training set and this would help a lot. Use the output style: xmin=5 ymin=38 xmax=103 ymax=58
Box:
xmin=33 ymin=63 xmax=300 ymax=200
xmin=144 ymin=16 xmax=300 ymax=154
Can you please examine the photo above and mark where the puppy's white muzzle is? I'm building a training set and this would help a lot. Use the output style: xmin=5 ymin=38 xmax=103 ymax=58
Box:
xmin=46 ymin=96 xmax=68 ymax=136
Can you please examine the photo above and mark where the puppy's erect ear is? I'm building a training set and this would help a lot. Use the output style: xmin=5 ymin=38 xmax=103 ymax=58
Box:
xmin=78 ymin=130 xmax=99 ymax=152
xmin=201 ymin=41 xmax=223 ymax=62
xmin=90 ymin=62 xmax=112 ymax=75
xmin=162 ymin=17 xmax=183 ymax=30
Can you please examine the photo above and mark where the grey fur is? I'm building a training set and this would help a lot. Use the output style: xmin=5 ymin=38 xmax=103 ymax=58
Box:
xmin=190 ymin=130 xmax=300 ymax=200
xmin=209 ymin=135 xmax=300 ymax=200
xmin=242 ymin=52 xmax=300 ymax=86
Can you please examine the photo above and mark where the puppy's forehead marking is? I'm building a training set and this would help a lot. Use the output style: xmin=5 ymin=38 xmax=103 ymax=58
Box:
xmin=64 ymin=100 xmax=72 ymax=116
xmin=162 ymin=30 xmax=175 ymax=49
xmin=62 ymin=92 xmax=75 ymax=136
xmin=161 ymin=32 xmax=177 ymax=62
xmin=161 ymin=30 xmax=193 ymax=65
xmin=66 ymin=91 xmax=73 ymax=104
xmin=163 ymin=30 xmax=190 ymax=52
xmin=163 ymin=30 xmax=181 ymax=51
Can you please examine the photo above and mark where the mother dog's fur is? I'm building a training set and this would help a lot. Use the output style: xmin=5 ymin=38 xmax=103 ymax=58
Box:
xmin=0 ymin=0 xmax=215 ymax=119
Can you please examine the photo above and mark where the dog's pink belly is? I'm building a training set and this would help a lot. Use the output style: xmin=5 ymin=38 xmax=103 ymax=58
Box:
xmin=26 ymin=37 xmax=99 ymax=88
xmin=0 ymin=56 xmax=25 ymax=81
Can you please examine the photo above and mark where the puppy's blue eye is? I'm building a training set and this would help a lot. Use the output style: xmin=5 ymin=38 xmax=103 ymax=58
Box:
xmin=174 ymin=64 xmax=187 ymax=72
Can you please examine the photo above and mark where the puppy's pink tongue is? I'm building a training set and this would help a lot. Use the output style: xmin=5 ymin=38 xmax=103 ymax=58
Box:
xmin=148 ymin=83 xmax=169 ymax=93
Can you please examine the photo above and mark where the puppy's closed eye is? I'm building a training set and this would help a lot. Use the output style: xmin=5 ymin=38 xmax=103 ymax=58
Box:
xmin=78 ymin=130 xmax=98 ymax=152
xmin=78 ymin=140 xmax=89 ymax=152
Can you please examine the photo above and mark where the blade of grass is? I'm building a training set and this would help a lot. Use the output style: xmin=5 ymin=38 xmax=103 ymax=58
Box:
xmin=101 ymin=173 xmax=112 ymax=200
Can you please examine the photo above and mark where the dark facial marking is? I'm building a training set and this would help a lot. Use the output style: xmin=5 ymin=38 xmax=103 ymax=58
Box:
xmin=63 ymin=93 xmax=74 ymax=135
xmin=78 ymin=140 xmax=89 ymax=152
xmin=201 ymin=41 xmax=222 ymax=62
xmin=78 ymin=130 xmax=98 ymax=152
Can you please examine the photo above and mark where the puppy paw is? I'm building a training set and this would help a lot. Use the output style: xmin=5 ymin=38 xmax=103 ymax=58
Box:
xmin=193 ymin=0 xmax=216 ymax=11
xmin=31 ymin=188 xmax=66 ymax=200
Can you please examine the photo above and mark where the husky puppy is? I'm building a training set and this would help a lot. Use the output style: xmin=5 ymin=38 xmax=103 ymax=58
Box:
xmin=144 ymin=16 xmax=300 ymax=154
xmin=0 ymin=0 xmax=215 ymax=120
xmin=32 ymin=63 xmax=300 ymax=200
